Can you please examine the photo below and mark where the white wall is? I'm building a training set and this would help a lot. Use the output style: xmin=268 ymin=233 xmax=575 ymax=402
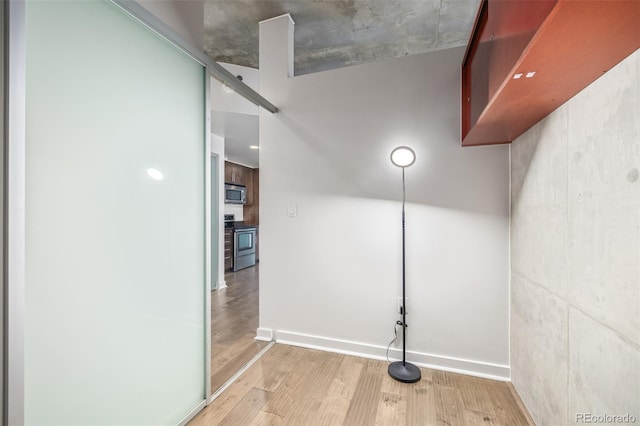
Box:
xmin=258 ymin=15 xmax=511 ymax=378
xmin=510 ymin=49 xmax=640 ymax=425
xmin=135 ymin=0 xmax=203 ymax=49
xmin=210 ymin=133 xmax=226 ymax=289
xmin=223 ymin=203 xmax=244 ymax=221
xmin=210 ymin=63 xmax=259 ymax=115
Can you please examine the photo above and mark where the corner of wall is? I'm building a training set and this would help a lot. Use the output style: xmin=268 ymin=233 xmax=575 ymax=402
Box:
xmin=256 ymin=327 xmax=274 ymax=342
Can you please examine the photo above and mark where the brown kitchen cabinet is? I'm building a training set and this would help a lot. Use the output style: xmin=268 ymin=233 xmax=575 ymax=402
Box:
xmin=243 ymin=168 xmax=259 ymax=225
xmin=462 ymin=0 xmax=640 ymax=147
xmin=223 ymin=161 xmax=234 ymax=184
xmin=224 ymin=161 xmax=249 ymax=186
xmin=224 ymin=229 xmax=233 ymax=271
xmin=245 ymin=168 xmax=254 ymax=205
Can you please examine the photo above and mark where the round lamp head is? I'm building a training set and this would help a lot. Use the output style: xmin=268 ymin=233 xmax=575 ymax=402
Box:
xmin=390 ymin=146 xmax=416 ymax=168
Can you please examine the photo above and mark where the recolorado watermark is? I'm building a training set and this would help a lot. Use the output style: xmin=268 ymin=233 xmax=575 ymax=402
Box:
xmin=576 ymin=413 xmax=637 ymax=423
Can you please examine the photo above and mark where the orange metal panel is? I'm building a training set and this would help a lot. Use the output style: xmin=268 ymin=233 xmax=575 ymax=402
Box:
xmin=462 ymin=0 xmax=557 ymax=140
xmin=461 ymin=0 xmax=640 ymax=147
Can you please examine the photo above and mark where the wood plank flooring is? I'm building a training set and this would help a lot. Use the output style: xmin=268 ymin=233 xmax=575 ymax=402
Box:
xmin=194 ymin=344 xmax=534 ymax=425
xmin=211 ymin=264 xmax=268 ymax=392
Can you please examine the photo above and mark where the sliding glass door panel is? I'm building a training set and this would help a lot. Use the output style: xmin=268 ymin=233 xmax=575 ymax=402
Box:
xmin=25 ymin=1 xmax=205 ymax=424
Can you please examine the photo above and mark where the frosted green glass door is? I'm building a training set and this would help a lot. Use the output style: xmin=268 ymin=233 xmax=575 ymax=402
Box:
xmin=25 ymin=1 xmax=206 ymax=424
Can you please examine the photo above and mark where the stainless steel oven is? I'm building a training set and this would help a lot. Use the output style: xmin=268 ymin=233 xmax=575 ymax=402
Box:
xmin=233 ymin=226 xmax=256 ymax=271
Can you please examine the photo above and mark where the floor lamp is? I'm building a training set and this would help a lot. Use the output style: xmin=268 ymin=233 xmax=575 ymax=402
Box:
xmin=388 ymin=146 xmax=421 ymax=383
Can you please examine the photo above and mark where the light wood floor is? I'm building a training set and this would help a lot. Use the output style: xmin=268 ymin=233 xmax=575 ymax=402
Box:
xmin=193 ymin=343 xmax=534 ymax=426
xmin=211 ymin=264 xmax=268 ymax=392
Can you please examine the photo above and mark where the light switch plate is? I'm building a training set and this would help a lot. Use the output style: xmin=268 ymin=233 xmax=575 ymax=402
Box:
xmin=287 ymin=203 xmax=297 ymax=217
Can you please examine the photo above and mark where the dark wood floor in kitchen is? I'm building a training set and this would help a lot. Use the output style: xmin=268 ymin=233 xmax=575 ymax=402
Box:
xmin=211 ymin=264 xmax=268 ymax=393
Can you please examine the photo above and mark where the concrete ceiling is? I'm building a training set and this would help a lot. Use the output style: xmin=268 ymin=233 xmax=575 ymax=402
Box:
xmin=204 ymin=0 xmax=480 ymax=75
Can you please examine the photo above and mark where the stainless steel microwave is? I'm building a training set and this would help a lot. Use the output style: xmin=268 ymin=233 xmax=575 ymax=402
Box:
xmin=225 ymin=183 xmax=246 ymax=204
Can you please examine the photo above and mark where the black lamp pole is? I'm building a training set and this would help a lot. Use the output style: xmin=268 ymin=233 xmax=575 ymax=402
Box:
xmin=388 ymin=146 xmax=421 ymax=383
xmin=401 ymin=167 xmax=407 ymax=364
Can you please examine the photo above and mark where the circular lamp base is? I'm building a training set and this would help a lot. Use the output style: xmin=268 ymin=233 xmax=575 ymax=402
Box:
xmin=388 ymin=361 xmax=421 ymax=383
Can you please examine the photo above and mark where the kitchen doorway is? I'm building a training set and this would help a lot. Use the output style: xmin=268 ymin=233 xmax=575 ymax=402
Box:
xmin=209 ymin=67 xmax=263 ymax=395
xmin=210 ymin=264 xmax=266 ymax=391
xmin=210 ymin=158 xmax=264 ymax=395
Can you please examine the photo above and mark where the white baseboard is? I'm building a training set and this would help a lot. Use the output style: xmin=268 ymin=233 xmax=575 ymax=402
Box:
xmin=255 ymin=327 xmax=274 ymax=342
xmin=217 ymin=280 xmax=227 ymax=290
xmin=275 ymin=330 xmax=510 ymax=381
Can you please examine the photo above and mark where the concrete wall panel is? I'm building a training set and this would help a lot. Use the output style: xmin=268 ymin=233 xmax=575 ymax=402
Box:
xmin=511 ymin=274 xmax=568 ymax=426
xmin=511 ymin=49 xmax=640 ymax=425
xmin=569 ymin=308 xmax=640 ymax=424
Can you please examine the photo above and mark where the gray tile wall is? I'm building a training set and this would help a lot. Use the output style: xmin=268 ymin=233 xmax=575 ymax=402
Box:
xmin=510 ymin=49 xmax=640 ymax=426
